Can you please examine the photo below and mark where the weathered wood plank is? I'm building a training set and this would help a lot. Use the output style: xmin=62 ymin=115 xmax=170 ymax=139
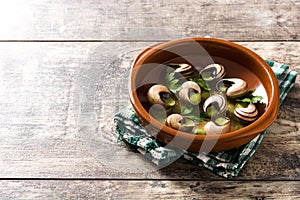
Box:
xmin=0 ymin=180 xmax=299 ymax=199
xmin=0 ymin=42 xmax=299 ymax=179
xmin=0 ymin=0 xmax=299 ymax=40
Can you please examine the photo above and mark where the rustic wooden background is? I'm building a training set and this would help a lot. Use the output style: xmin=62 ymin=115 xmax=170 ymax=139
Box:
xmin=0 ymin=0 xmax=299 ymax=199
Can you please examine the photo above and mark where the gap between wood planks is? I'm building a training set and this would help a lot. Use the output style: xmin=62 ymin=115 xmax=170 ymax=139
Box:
xmin=0 ymin=39 xmax=299 ymax=43
xmin=0 ymin=178 xmax=299 ymax=181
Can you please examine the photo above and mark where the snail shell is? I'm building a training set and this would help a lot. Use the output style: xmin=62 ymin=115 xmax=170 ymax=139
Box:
xmin=203 ymin=118 xmax=231 ymax=135
xmin=200 ymin=64 xmax=226 ymax=82
xmin=234 ymin=103 xmax=258 ymax=122
xmin=168 ymin=63 xmax=198 ymax=79
xmin=203 ymin=94 xmax=226 ymax=116
xmin=165 ymin=114 xmax=195 ymax=131
xmin=178 ymin=81 xmax=201 ymax=105
xmin=147 ymin=84 xmax=176 ymax=107
xmin=217 ymin=78 xmax=248 ymax=98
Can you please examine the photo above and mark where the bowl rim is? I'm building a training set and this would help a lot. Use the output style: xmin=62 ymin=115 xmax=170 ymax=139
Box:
xmin=130 ymin=37 xmax=280 ymax=142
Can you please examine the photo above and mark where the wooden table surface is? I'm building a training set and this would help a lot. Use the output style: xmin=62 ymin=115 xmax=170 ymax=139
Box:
xmin=0 ymin=0 xmax=299 ymax=199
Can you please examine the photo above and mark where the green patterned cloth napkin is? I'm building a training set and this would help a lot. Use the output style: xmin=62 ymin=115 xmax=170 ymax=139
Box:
xmin=114 ymin=60 xmax=297 ymax=178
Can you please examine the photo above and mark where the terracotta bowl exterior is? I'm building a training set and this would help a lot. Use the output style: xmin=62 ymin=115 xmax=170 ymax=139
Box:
xmin=129 ymin=38 xmax=279 ymax=152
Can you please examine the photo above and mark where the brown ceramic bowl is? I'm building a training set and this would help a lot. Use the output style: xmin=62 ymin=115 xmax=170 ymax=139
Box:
xmin=129 ymin=38 xmax=279 ymax=152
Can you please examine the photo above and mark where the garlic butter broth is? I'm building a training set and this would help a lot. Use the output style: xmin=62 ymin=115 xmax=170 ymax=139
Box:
xmin=138 ymin=55 xmax=267 ymax=134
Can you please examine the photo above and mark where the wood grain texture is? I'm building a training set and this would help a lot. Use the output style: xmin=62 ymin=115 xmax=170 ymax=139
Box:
xmin=0 ymin=0 xmax=299 ymax=40
xmin=0 ymin=42 xmax=299 ymax=180
xmin=0 ymin=180 xmax=299 ymax=199
xmin=0 ymin=0 xmax=299 ymax=197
